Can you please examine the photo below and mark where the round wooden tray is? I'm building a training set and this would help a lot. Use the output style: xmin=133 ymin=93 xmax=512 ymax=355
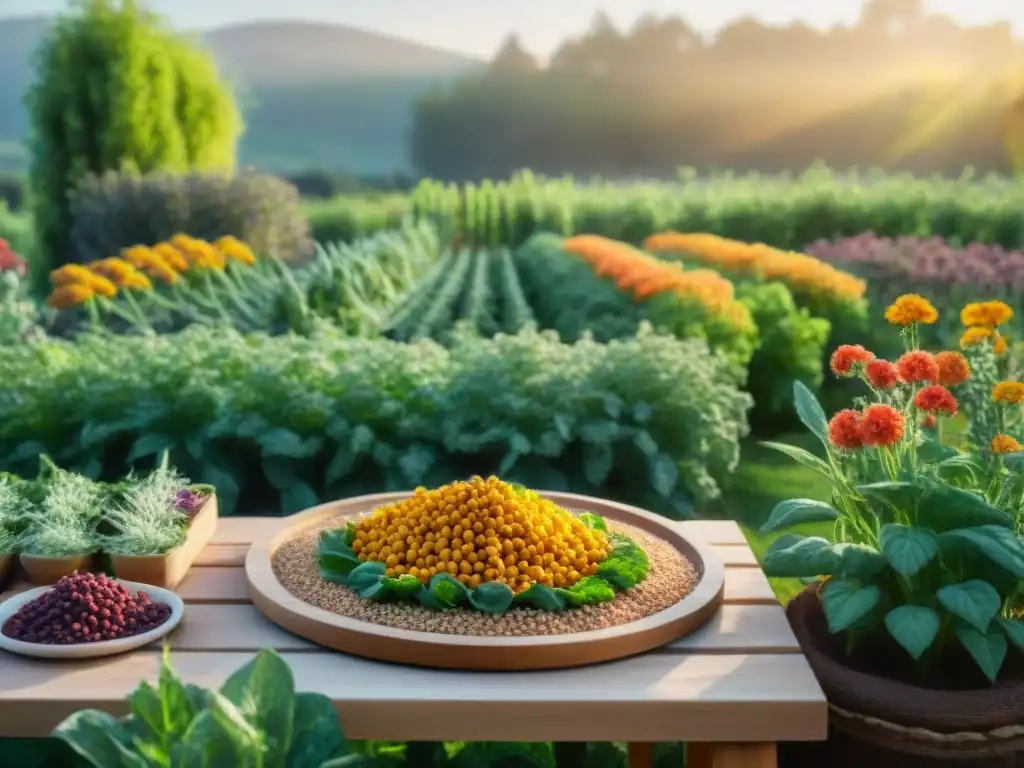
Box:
xmin=246 ymin=490 xmax=725 ymax=671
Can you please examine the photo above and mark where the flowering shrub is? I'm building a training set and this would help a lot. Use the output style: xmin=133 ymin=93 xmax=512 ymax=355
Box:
xmin=761 ymin=293 xmax=1024 ymax=684
xmin=643 ymin=231 xmax=868 ymax=341
xmin=516 ymin=232 xmax=758 ymax=366
xmin=806 ymin=233 xmax=1024 ymax=349
xmin=0 ymin=323 xmax=751 ymax=518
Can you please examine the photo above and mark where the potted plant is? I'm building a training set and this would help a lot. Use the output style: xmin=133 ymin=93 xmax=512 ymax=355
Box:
xmin=763 ymin=295 xmax=1024 ymax=766
xmin=0 ymin=474 xmax=27 ymax=590
xmin=103 ymin=465 xmax=218 ymax=589
xmin=18 ymin=465 xmax=103 ymax=584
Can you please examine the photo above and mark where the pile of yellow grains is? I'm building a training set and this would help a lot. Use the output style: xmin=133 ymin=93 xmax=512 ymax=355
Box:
xmin=350 ymin=476 xmax=612 ymax=592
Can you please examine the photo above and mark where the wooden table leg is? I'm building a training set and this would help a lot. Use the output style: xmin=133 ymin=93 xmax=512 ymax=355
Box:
xmin=687 ymin=743 xmax=777 ymax=768
xmin=627 ymin=742 xmax=653 ymax=768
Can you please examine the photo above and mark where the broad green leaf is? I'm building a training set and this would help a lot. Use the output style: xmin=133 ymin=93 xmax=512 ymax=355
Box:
xmin=940 ymin=526 xmax=1024 ymax=577
xmin=582 ymin=441 xmax=614 ymax=486
xmin=220 ymin=649 xmax=295 ymax=768
xmin=956 ymin=625 xmax=1008 ymax=683
xmin=279 ymin=482 xmax=321 ymax=515
xmin=920 ymin=487 xmax=1013 ymax=532
xmin=380 ymin=574 xmax=422 ymax=598
xmin=52 ymin=710 xmax=148 ymax=768
xmin=350 ymin=425 xmax=374 ymax=454
xmin=317 ymin=530 xmax=363 ymax=582
xmin=833 ymin=543 xmax=888 ymax=578
xmin=820 ymin=579 xmax=881 ymax=633
xmin=580 ymin=420 xmax=620 ymax=443
xmin=258 ymin=428 xmax=324 ymax=461
xmin=466 ymin=582 xmax=515 ymax=613
xmin=157 ymin=645 xmax=201 ymax=738
xmin=759 ymin=441 xmax=832 ymax=478
xmin=578 ymin=512 xmax=608 ymax=532
xmin=560 ymin=575 xmax=615 ymax=607
xmin=514 ymin=584 xmax=567 ymax=611
xmin=127 ymin=682 xmax=164 ymax=743
xmin=884 ymin=606 xmax=940 ymax=660
xmin=937 ymin=581 xmax=1002 ymax=633
xmin=595 ymin=533 xmax=650 ymax=589
xmin=346 ymin=561 xmax=386 ymax=593
xmin=324 ymin=445 xmax=357 ymax=486
xmin=126 ymin=433 xmax=174 ymax=464
xmin=631 ymin=429 xmax=658 ymax=457
xmin=760 ymin=498 xmax=839 ymax=533
xmin=286 ymin=693 xmax=349 ymax=768
xmin=649 ymin=454 xmax=678 ymax=497
xmin=793 ymin=380 xmax=828 ymax=445
xmin=263 ymin=457 xmax=301 ymax=491
xmin=878 ymin=524 xmax=938 ymax=576
xmin=425 ymin=573 xmax=468 ymax=610
xmin=995 ymin=617 xmax=1024 ymax=653
xmin=762 ymin=535 xmax=841 ymax=578
xmin=856 ymin=481 xmax=920 ymax=513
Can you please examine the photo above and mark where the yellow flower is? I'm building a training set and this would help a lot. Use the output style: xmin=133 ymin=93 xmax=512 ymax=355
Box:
xmin=50 ymin=264 xmax=96 ymax=286
xmin=145 ymin=262 xmax=179 ymax=284
xmin=89 ymin=258 xmax=140 ymax=285
xmin=214 ymin=235 xmax=256 ymax=266
xmin=884 ymin=294 xmax=938 ymax=326
xmin=961 ymin=301 xmax=1013 ymax=328
xmin=46 ymin=283 xmax=95 ymax=309
xmin=120 ymin=271 xmax=152 ymax=291
xmin=86 ymin=273 xmax=118 ymax=298
xmin=991 ymin=434 xmax=1024 ymax=454
xmin=149 ymin=243 xmax=189 ymax=273
xmin=960 ymin=326 xmax=1008 ymax=354
xmin=992 ymin=381 xmax=1024 ymax=403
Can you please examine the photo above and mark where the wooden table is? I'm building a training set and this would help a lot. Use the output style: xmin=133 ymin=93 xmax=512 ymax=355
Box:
xmin=0 ymin=517 xmax=827 ymax=768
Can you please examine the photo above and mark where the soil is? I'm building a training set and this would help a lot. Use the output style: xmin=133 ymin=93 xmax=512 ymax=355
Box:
xmin=272 ymin=515 xmax=699 ymax=636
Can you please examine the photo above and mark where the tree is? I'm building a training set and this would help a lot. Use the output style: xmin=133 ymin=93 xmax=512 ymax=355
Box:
xmin=26 ymin=0 xmax=242 ymax=276
xmin=490 ymin=34 xmax=540 ymax=74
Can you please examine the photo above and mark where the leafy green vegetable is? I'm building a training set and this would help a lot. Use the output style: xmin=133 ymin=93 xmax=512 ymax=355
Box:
xmin=316 ymin=513 xmax=650 ymax=614
xmin=52 ymin=647 xmax=373 ymax=767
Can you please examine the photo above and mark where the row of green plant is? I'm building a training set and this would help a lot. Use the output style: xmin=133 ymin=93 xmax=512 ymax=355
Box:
xmin=0 ymin=322 xmax=751 ymax=518
xmin=5 ymin=647 xmax=689 ymax=768
xmin=293 ymin=167 xmax=1024 ymax=250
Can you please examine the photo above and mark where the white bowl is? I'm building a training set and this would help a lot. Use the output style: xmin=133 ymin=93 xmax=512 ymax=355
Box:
xmin=0 ymin=579 xmax=184 ymax=659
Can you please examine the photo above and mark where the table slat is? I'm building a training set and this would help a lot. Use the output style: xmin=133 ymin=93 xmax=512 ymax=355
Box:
xmin=0 ymin=651 xmax=827 ymax=742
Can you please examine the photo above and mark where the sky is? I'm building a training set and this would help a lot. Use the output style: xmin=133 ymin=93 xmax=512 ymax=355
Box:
xmin=0 ymin=0 xmax=1019 ymax=59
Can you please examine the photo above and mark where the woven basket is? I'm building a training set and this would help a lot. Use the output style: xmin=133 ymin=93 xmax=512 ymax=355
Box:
xmin=785 ymin=587 xmax=1024 ymax=765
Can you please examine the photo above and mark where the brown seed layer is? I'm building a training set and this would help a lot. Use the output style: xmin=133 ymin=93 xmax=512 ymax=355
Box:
xmin=271 ymin=515 xmax=699 ymax=636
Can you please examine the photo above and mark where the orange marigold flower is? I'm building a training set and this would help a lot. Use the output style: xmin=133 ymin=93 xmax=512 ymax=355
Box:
xmin=884 ymin=294 xmax=938 ymax=326
xmin=921 ymin=414 xmax=937 ymax=430
xmin=992 ymin=381 xmax=1024 ymax=403
xmin=960 ymin=326 xmax=1008 ymax=355
xmin=828 ymin=409 xmax=863 ymax=450
xmin=913 ymin=385 xmax=958 ymax=415
xmin=120 ymin=271 xmax=152 ymax=291
xmin=214 ymin=235 xmax=256 ymax=266
xmin=865 ymin=359 xmax=899 ymax=390
xmin=934 ymin=351 xmax=970 ymax=387
xmin=830 ymin=344 xmax=875 ymax=377
xmin=150 ymin=243 xmax=190 ymax=273
xmin=991 ymin=434 xmax=1024 ymax=454
xmin=46 ymin=283 xmax=95 ymax=309
xmin=896 ymin=351 xmax=939 ymax=383
xmin=961 ymin=301 xmax=1013 ymax=328
xmin=50 ymin=264 xmax=95 ymax=286
xmin=85 ymin=273 xmax=117 ymax=298
xmin=859 ymin=404 xmax=905 ymax=447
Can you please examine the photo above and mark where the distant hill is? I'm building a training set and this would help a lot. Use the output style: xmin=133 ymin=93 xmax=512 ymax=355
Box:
xmin=0 ymin=16 xmax=483 ymax=174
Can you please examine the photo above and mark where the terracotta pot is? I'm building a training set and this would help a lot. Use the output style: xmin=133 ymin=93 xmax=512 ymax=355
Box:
xmin=19 ymin=552 xmax=96 ymax=585
xmin=109 ymin=493 xmax=218 ymax=589
xmin=781 ymin=587 xmax=1024 ymax=767
xmin=0 ymin=553 xmax=16 ymax=591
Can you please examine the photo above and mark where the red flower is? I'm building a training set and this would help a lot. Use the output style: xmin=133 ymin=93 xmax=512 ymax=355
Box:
xmin=0 ymin=240 xmax=25 ymax=276
xmin=865 ymin=359 xmax=899 ymax=390
xmin=921 ymin=414 xmax=937 ymax=429
xmin=896 ymin=351 xmax=939 ymax=383
xmin=934 ymin=351 xmax=970 ymax=387
xmin=913 ymin=384 xmax=958 ymax=415
xmin=830 ymin=344 xmax=875 ymax=377
xmin=859 ymin=404 xmax=905 ymax=446
xmin=828 ymin=409 xmax=863 ymax=450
